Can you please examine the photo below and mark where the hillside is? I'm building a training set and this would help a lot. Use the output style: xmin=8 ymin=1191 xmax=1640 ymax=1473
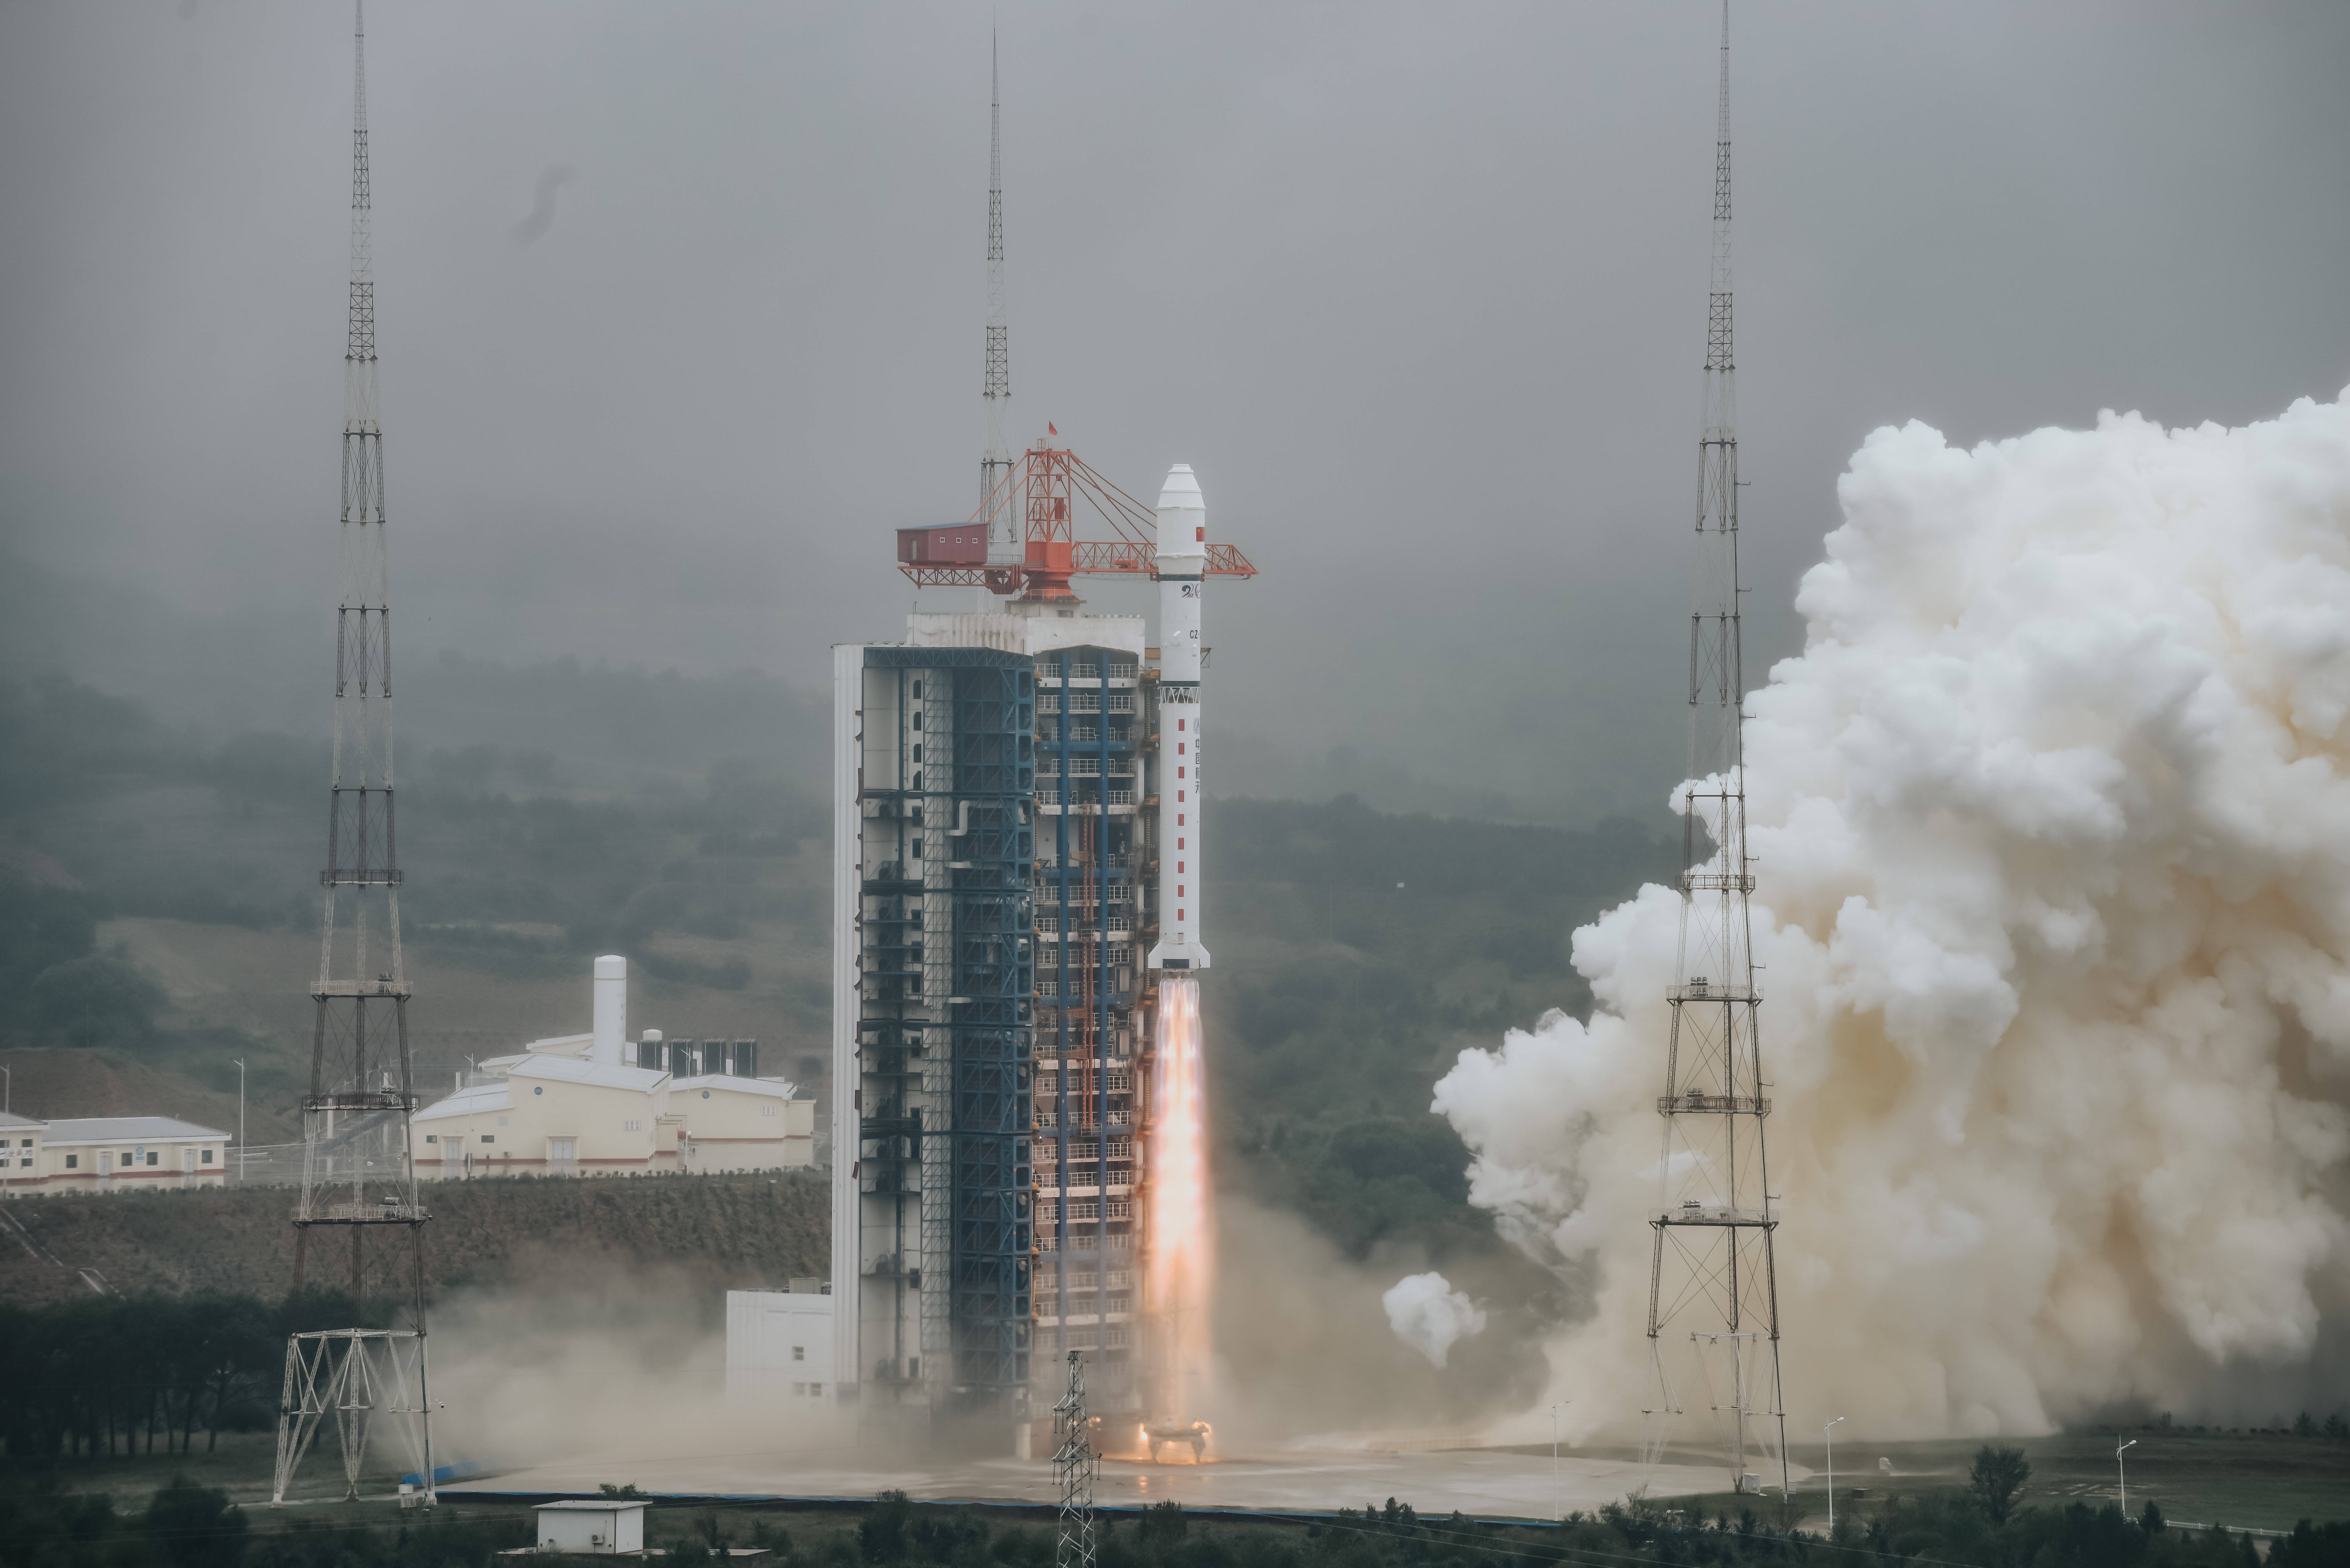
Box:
xmin=0 ymin=669 xmax=1672 ymax=1352
xmin=0 ymin=1170 xmax=827 ymax=1309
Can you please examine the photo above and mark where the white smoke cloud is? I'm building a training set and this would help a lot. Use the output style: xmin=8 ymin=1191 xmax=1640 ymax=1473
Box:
xmin=1384 ymin=1271 xmax=1488 ymax=1368
xmin=1434 ymin=393 xmax=2350 ymax=1436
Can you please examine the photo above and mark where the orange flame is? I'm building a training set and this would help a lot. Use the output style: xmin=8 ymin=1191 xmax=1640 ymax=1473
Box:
xmin=1146 ymin=976 xmax=1214 ymax=1430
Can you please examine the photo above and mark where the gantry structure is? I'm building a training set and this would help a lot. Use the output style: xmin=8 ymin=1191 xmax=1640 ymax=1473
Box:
xmin=1642 ymin=0 xmax=1791 ymax=1498
xmin=273 ymin=0 xmax=435 ymax=1506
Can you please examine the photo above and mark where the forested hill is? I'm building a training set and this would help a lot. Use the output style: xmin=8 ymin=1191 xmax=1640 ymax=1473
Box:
xmin=0 ymin=1171 xmax=827 ymax=1310
xmin=1205 ymin=794 xmax=1671 ymax=1263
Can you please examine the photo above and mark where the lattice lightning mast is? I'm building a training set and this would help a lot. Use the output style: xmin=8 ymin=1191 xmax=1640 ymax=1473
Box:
xmin=1642 ymin=0 xmax=1790 ymax=1499
xmin=981 ymin=33 xmax=1016 ymax=565
xmin=273 ymin=0 xmax=435 ymax=1506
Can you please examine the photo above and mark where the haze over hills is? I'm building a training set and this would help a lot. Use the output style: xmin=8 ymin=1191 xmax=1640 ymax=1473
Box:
xmin=0 ymin=606 xmax=1673 ymax=1353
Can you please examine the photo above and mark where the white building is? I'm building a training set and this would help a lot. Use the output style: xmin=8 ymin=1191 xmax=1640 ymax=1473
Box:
xmin=0 ymin=1113 xmax=231 ymax=1195
xmin=726 ymin=1284 xmax=836 ymax=1406
xmin=411 ymin=957 xmax=815 ymax=1179
xmin=530 ymin=1498 xmax=645 ymax=1555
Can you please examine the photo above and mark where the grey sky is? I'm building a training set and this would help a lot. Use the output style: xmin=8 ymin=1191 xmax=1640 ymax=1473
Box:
xmin=4 ymin=2 xmax=2347 ymax=821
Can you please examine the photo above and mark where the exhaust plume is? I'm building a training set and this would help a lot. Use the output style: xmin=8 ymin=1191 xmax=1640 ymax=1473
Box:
xmin=1430 ymin=393 xmax=2350 ymax=1436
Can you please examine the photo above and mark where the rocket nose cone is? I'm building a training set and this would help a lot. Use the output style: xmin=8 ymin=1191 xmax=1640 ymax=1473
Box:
xmin=1156 ymin=464 xmax=1202 ymax=512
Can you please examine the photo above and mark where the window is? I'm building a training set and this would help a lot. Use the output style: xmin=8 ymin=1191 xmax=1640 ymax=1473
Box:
xmin=64 ymin=1155 xmax=77 ymax=1169
xmin=146 ymin=1152 xmax=158 ymax=1166
xmin=201 ymin=1149 xmax=214 ymax=1164
xmin=425 ymin=1134 xmax=438 ymax=1144
xmin=761 ymin=1104 xmax=777 ymax=1118
xmin=481 ymin=1135 xmax=496 ymax=1145
xmin=793 ymin=1346 xmax=806 ymax=1362
xmin=534 ymin=1086 xmax=544 ymax=1096
xmin=623 ymin=1119 xmax=641 ymax=1132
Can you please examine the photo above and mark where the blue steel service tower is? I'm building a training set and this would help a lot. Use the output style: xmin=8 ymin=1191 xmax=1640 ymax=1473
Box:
xmin=830 ymin=437 xmax=1252 ymax=1434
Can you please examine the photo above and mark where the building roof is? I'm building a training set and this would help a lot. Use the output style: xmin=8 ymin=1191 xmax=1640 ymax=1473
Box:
xmin=671 ymin=1075 xmax=801 ymax=1100
xmin=0 ymin=1112 xmax=42 ymax=1130
xmin=412 ymin=1080 xmax=515 ymax=1124
xmin=40 ymin=1116 xmax=227 ymax=1144
xmin=506 ymin=1055 xmax=669 ymax=1093
xmin=534 ymin=1499 xmax=644 ymax=1513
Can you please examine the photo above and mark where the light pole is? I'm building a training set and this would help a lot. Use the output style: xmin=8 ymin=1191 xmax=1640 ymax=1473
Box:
xmin=1824 ymin=1417 xmax=1846 ymax=1533
xmin=1551 ymin=1401 xmax=1570 ymax=1522
xmin=2116 ymin=1438 xmax=2135 ymax=1514
xmin=233 ymin=1060 xmax=246 ymax=1184
xmin=3 ymin=1063 xmax=10 ymax=1114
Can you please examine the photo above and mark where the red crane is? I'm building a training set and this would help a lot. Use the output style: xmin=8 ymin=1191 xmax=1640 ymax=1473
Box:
xmin=897 ymin=436 xmax=1257 ymax=601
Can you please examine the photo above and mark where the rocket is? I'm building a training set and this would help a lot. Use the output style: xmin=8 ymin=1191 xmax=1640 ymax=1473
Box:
xmin=1148 ymin=464 xmax=1210 ymax=971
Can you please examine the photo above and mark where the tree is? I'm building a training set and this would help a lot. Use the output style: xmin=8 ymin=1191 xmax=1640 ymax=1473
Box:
xmin=861 ymin=1489 xmax=914 ymax=1562
xmin=1967 ymin=1444 xmax=2031 ymax=1525
xmin=142 ymin=1475 xmax=247 ymax=1568
xmin=1141 ymin=1501 xmax=1187 ymax=1545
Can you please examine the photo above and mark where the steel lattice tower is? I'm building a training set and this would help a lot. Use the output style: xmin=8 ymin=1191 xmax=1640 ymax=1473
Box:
xmin=1641 ymin=0 xmax=1790 ymax=1498
xmin=1052 ymin=1351 xmax=1098 ymax=1568
xmin=981 ymin=33 xmax=1017 ymax=563
xmin=273 ymin=0 xmax=435 ymax=1506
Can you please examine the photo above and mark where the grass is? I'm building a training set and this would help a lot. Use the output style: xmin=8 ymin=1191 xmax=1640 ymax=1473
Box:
xmin=1764 ymin=1432 xmax=2349 ymax=1535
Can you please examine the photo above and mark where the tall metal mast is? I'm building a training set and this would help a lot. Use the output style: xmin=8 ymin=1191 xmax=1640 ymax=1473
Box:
xmin=274 ymin=0 xmax=435 ymax=1506
xmin=981 ymin=33 xmax=1017 ymax=564
xmin=1642 ymin=0 xmax=1789 ymax=1499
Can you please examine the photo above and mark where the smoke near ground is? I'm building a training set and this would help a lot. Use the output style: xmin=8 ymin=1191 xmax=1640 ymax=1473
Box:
xmin=1382 ymin=1273 xmax=1486 ymax=1369
xmin=1426 ymin=391 xmax=2350 ymax=1438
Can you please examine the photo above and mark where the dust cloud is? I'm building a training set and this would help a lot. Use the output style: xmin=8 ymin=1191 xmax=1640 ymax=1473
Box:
xmin=1426 ymin=391 xmax=2350 ymax=1438
xmin=423 ymin=1251 xmax=852 ymax=1482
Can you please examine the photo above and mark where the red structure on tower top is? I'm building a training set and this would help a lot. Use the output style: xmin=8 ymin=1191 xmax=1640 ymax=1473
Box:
xmin=898 ymin=435 xmax=1257 ymax=601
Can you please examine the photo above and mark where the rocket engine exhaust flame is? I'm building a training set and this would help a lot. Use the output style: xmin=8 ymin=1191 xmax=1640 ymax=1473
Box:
xmin=1428 ymin=394 xmax=2350 ymax=1436
xmin=1147 ymin=975 xmax=1215 ymax=1455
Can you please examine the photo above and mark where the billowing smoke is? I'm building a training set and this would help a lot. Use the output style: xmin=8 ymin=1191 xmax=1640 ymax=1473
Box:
xmin=1426 ymin=393 xmax=2350 ymax=1436
xmin=1383 ymin=1272 xmax=1488 ymax=1369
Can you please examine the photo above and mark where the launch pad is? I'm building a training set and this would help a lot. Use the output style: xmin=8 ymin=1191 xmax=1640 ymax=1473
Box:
xmin=445 ymin=1443 xmax=1735 ymax=1521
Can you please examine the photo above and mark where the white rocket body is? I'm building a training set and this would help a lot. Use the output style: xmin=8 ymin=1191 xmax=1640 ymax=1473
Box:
xmin=1148 ymin=464 xmax=1209 ymax=971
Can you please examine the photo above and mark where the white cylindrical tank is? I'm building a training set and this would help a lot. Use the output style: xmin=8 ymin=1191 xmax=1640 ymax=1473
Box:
xmin=593 ymin=955 xmax=628 ymax=1066
xmin=1148 ymin=464 xmax=1209 ymax=972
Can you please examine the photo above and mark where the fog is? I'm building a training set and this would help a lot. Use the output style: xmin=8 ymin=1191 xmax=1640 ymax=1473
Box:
xmin=4 ymin=3 xmax=2349 ymax=820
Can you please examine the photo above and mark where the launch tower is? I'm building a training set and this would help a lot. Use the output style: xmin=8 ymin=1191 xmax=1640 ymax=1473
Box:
xmin=1641 ymin=0 xmax=1790 ymax=1497
xmin=828 ymin=53 xmax=1253 ymax=1438
xmin=272 ymin=0 xmax=436 ymax=1506
xmin=835 ymin=438 xmax=1251 ymax=1432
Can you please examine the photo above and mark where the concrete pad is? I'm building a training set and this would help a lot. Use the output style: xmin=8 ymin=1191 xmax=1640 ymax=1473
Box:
xmin=449 ymin=1444 xmax=1731 ymax=1520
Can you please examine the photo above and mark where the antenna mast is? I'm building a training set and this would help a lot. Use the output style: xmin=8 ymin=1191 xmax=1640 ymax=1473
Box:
xmin=981 ymin=33 xmax=1017 ymax=565
xmin=1642 ymin=0 xmax=1790 ymax=1500
xmin=273 ymin=0 xmax=436 ymax=1507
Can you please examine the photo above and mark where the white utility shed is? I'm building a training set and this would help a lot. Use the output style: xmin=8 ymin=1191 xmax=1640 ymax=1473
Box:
xmin=725 ymin=1287 xmax=835 ymax=1406
xmin=532 ymin=1499 xmax=645 ymax=1554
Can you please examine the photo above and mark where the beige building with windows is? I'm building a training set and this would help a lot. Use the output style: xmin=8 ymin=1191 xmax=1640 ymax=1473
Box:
xmin=410 ymin=956 xmax=815 ymax=1179
xmin=0 ymin=1113 xmax=231 ymax=1195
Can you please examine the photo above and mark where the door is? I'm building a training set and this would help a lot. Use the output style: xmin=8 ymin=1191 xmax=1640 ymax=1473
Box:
xmin=548 ymin=1138 xmax=576 ymax=1168
xmin=98 ymin=1150 xmax=112 ymax=1180
xmin=181 ymin=1148 xmax=197 ymax=1187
